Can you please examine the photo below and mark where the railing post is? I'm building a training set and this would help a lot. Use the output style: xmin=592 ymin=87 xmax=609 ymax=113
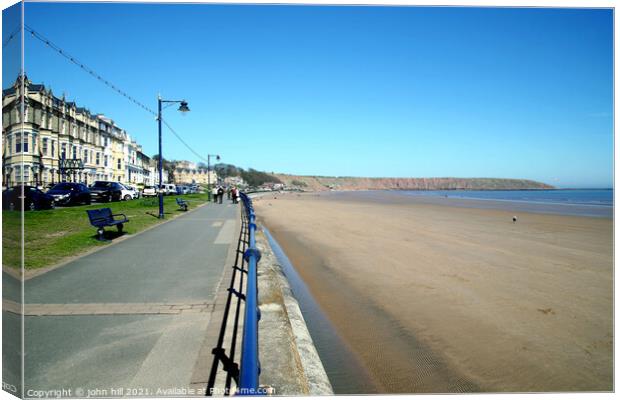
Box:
xmin=238 ymin=193 xmax=262 ymax=395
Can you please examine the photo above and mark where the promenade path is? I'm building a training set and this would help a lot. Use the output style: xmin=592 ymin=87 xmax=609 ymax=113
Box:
xmin=3 ymin=201 xmax=239 ymax=396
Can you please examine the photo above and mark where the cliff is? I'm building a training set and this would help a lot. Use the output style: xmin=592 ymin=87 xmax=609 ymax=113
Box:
xmin=274 ymin=175 xmax=554 ymax=192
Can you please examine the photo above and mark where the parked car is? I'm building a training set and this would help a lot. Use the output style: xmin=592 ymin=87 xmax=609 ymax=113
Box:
xmin=163 ymin=183 xmax=177 ymax=195
xmin=3 ymin=186 xmax=55 ymax=211
xmin=47 ymin=182 xmax=91 ymax=206
xmin=89 ymin=181 xmax=124 ymax=202
xmin=120 ymin=184 xmax=140 ymax=200
xmin=176 ymin=185 xmax=190 ymax=195
xmin=142 ymin=185 xmax=157 ymax=197
xmin=128 ymin=184 xmax=141 ymax=199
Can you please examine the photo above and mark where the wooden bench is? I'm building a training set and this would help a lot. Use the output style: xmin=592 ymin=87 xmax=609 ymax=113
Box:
xmin=176 ymin=197 xmax=188 ymax=211
xmin=86 ymin=208 xmax=129 ymax=241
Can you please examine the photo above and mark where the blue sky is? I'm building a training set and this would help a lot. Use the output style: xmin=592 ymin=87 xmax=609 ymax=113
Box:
xmin=3 ymin=3 xmax=613 ymax=187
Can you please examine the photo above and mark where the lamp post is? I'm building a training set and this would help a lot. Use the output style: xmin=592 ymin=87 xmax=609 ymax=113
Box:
xmin=207 ymin=153 xmax=220 ymax=200
xmin=157 ymin=95 xmax=190 ymax=219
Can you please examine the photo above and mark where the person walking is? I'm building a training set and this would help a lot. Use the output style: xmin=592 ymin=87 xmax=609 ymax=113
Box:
xmin=211 ymin=186 xmax=218 ymax=203
xmin=231 ymin=187 xmax=238 ymax=204
xmin=217 ymin=186 xmax=224 ymax=204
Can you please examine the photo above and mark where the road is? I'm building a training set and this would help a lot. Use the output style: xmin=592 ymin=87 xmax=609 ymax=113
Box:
xmin=3 ymin=201 xmax=239 ymax=397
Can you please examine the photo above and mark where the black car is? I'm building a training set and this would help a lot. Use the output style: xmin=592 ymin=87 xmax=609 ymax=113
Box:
xmin=2 ymin=186 xmax=55 ymax=211
xmin=47 ymin=182 xmax=91 ymax=206
xmin=89 ymin=181 xmax=124 ymax=202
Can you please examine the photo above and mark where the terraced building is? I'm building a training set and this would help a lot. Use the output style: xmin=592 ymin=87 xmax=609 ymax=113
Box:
xmin=2 ymin=75 xmax=152 ymax=188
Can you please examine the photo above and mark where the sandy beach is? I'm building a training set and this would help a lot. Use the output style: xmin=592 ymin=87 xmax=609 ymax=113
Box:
xmin=253 ymin=191 xmax=613 ymax=393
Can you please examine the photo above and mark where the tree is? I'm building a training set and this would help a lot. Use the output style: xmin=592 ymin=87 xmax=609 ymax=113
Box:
xmin=213 ymin=163 xmax=240 ymax=179
xmin=151 ymin=155 xmax=176 ymax=182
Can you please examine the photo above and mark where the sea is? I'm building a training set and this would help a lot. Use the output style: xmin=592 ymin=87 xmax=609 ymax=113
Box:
xmin=401 ymin=189 xmax=613 ymax=206
xmin=328 ymin=189 xmax=613 ymax=218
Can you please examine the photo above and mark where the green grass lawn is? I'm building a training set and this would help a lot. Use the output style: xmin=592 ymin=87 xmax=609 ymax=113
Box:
xmin=2 ymin=193 xmax=210 ymax=270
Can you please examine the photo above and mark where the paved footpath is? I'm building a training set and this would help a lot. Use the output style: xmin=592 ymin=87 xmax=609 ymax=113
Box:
xmin=3 ymin=201 xmax=239 ymax=397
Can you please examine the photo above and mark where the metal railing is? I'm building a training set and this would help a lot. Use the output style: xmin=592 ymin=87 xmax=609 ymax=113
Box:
xmin=206 ymin=192 xmax=261 ymax=396
xmin=238 ymin=192 xmax=261 ymax=392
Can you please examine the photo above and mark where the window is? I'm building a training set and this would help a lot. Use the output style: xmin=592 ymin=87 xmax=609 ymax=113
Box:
xmin=8 ymin=136 xmax=12 ymax=155
xmin=104 ymin=155 xmax=108 ymax=167
xmin=42 ymin=138 xmax=48 ymax=155
xmin=23 ymin=134 xmax=28 ymax=153
xmin=14 ymin=166 xmax=21 ymax=183
xmin=23 ymin=167 xmax=30 ymax=184
xmin=96 ymin=152 xmax=100 ymax=165
xmin=61 ymin=143 xmax=67 ymax=159
xmin=15 ymin=133 xmax=21 ymax=153
xmin=51 ymin=140 xmax=55 ymax=157
xmin=72 ymin=146 xmax=77 ymax=159
xmin=117 ymin=158 xmax=121 ymax=169
xmin=83 ymin=149 xmax=88 ymax=163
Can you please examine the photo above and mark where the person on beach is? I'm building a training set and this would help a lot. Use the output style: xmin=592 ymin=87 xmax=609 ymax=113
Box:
xmin=218 ymin=186 xmax=224 ymax=204
xmin=211 ymin=186 xmax=218 ymax=203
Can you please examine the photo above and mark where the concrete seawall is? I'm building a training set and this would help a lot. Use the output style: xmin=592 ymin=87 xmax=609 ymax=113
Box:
xmin=255 ymin=228 xmax=333 ymax=395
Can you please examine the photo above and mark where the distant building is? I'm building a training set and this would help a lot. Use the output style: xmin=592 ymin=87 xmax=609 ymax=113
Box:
xmin=175 ymin=160 xmax=197 ymax=170
xmin=259 ymin=182 xmax=284 ymax=191
xmin=124 ymin=138 xmax=150 ymax=185
xmin=173 ymin=160 xmax=217 ymax=185
xmin=148 ymin=159 xmax=169 ymax=186
xmin=224 ymin=176 xmax=246 ymax=187
xmin=135 ymin=151 xmax=151 ymax=186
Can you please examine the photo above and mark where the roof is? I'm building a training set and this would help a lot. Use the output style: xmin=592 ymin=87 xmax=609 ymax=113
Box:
xmin=2 ymin=83 xmax=45 ymax=97
xmin=28 ymin=83 xmax=45 ymax=92
xmin=2 ymin=77 xmax=100 ymax=116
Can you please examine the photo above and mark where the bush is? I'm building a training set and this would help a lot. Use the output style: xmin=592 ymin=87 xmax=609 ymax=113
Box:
xmin=291 ymin=180 xmax=307 ymax=187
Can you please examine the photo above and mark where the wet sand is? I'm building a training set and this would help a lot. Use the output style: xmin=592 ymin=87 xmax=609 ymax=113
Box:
xmin=253 ymin=192 xmax=613 ymax=393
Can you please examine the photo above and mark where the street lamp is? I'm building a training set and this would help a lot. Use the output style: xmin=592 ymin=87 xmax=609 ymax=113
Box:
xmin=157 ymin=95 xmax=190 ymax=219
xmin=207 ymin=154 xmax=220 ymax=201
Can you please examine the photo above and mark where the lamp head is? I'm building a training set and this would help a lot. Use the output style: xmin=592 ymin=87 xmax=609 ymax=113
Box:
xmin=216 ymin=155 xmax=221 ymax=161
xmin=178 ymin=101 xmax=190 ymax=113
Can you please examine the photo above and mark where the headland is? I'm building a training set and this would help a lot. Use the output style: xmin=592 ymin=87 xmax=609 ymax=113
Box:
xmin=275 ymin=174 xmax=554 ymax=192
